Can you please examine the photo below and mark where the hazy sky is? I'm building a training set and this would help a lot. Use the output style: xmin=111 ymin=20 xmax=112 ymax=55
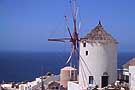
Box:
xmin=0 ymin=0 xmax=135 ymax=52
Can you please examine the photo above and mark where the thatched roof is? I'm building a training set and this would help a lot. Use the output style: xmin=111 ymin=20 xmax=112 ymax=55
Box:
xmin=82 ymin=21 xmax=117 ymax=43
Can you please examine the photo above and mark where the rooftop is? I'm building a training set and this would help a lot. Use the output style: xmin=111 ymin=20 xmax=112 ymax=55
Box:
xmin=82 ymin=21 xmax=117 ymax=43
xmin=61 ymin=66 xmax=77 ymax=71
xmin=123 ymin=58 xmax=135 ymax=68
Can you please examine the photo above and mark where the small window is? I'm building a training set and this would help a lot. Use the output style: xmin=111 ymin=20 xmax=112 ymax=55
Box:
xmin=86 ymin=51 xmax=88 ymax=56
xmin=71 ymin=72 xmax=74 ymax=76
xmin=89 ymin=76 xmax=94 ymax=84
xmin=56 ymin=87 xmax=59 ymax=89
xmin=83 ymin=43 xmax=86 ymax=47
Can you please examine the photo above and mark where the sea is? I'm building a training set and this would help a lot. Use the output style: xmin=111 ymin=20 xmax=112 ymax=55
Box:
xmin=0 ymin=52 xmax=134 ymax=83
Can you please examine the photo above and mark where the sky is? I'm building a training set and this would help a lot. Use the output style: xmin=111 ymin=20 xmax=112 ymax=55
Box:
xmin=0 ymin=0 xmax=135 ymax=52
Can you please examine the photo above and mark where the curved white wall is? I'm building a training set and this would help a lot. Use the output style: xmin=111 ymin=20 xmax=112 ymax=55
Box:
xmin=79 ymin=41 xmax=117 ymax=88
xmin=129 ymin=66 xmax=135 ymax=90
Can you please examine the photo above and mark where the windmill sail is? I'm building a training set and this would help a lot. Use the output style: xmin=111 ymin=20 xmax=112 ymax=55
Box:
xmin=48 ymin=0 xmax=80 ymax=66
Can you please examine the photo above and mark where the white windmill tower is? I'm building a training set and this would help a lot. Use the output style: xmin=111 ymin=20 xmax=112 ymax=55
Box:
xmin=79 ymin=21 xmax=118 ymax=89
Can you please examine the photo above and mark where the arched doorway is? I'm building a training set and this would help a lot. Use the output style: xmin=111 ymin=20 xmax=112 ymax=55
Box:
xmin=101 ymin=72 xmax=109 ymax=88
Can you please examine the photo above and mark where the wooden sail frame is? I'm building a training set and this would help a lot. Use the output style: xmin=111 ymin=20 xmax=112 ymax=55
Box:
xmin=48 ymin=0 xmax=79 ymax=65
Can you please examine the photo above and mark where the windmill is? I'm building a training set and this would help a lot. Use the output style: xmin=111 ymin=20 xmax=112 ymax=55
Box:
xmin=48 ymin=0 xmax=80 ymax=67
xmin=48 ymin=0 xmax=94 ymax=89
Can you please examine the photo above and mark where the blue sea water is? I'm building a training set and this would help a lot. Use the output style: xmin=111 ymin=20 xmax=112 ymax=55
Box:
xmin=0 ymin=52 xmax=134 ymax=83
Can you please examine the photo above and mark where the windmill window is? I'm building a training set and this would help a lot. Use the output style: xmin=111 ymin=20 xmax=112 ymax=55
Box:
xmin=86 ymin=51 xmax=88 ymax=56
xmin=71 ymin=72 xmax=74 ymax=76
xmin=55 ymin=87 xmax=59 ymax=89
xmin=89 ymin=76 xmax=94 ymax=84
xmin=83 ymin=43 xmax=86 ymax=47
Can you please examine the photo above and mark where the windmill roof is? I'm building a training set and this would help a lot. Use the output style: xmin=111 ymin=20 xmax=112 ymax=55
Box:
xmin=83 ymin=21 xmax=117 ymax=43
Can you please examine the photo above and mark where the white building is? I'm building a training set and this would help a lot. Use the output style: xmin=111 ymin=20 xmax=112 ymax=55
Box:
xmin=1 ymin=83 xmax=19 ymax=90
xmin=19 ymin=77 xmax=41 ymax=90
xmin=124 ymin=57 xmax=135 ymax=90
xmin=68 ymin=21 xmax=118 ymax=90
xmin=129 ymin=66 xmax=135 ymax=90
xmin=1 ymin=77 xmax=42 ymax=90
xmin=19 ymin=75 xmax=60 ymax=90
xmin=79 ymin=21 xmax=118 ymax=88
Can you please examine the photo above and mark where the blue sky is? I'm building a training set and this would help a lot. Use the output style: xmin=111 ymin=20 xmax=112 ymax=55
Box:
xmin=0 ymin=0 xmax=135 ymax=52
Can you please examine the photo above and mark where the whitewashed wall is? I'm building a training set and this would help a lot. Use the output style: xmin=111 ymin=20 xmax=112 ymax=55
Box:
xmin=68 ymin=81 xmax=81 ymax=90
xmin=129 ymin=66 xmax=135 ymax=90
xmin=79 ymin=41 xmax=117 ymax=88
